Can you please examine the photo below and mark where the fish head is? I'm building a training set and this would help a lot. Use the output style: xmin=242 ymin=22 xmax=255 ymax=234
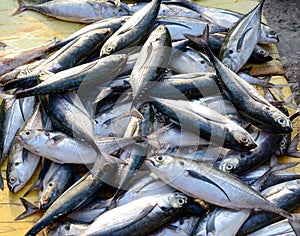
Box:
xmin=100 ymin=42 xmax=118 ymax=57
xmin=270 ymin=112 xmax=293 ymax=133
xmin=286 ymin=179 xmax=300 ymax=193
xmin=232 ymin=130 xmax=257 ymax=150
xmin=168 ymin=192 xmax=188 ymax=209
xmin=260 ymin=26 xmax=279 ymax=44
xmin=221 ymin=50 xmax=239 ymax=72
xmin=17 ymin=129 xmax=48 ymax=147
xmin=39 ymin=181 xmax=58 ymax=210
xmin=146 ymin=154 xmax=174 ymax=169
xmin=219 ymin=157 xmax=239 ymax=173
xmin=7 ymin=168 xmax=24 ymax=193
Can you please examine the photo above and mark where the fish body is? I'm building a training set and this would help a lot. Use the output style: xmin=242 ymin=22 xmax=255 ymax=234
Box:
xmin=81 ymin=192 xmax=187 ymax=236
xmin=13 ymin=0 xmax=129 ymax=23
xmin=219 ymin=0 xmax=265 ymax=72
xmin=200 ymin=41 xmax=293 ymax=134
xmin=152 ymin=97 xmax=256 ymax=151
xmin=7 ymin=103 xmax=42 ymax=192
xmin=0 ymin=38 xmax=59 ymax=77
xmin=146 ymin=154 xmax=300 ymax=236
xmin=130 ymin=25 xmax=171 ymax=106
xmin=39 ymin=162 xmax=73 ymax=209
xmin=100 ymin=0 xmax=162 ymax=56
xmin=25 ymin=162 xmax=116 ymax=236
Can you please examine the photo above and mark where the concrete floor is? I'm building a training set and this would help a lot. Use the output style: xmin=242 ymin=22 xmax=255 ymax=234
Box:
xmin=264 ymin=0 xmax=300 ymax=104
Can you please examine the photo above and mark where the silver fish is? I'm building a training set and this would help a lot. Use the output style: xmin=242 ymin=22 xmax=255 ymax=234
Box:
xmin=219 ymin=0 xmax=265 ymax=72
xmin=145 ymin=155 xmax=300 ymax=235
xmin=12 ymin=0 xmax=130 ymax=23
xmin=100 ymin=0 xmax=162 ymax=56
xmin=81 ymin=192 xmax=187 ymax=236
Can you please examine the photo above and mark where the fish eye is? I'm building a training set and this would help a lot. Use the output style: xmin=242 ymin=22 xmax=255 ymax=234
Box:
xmin=225 ymin=163 xmax=234 ymax=171
xmin=177 ymin=198 xmax=185 ymax=205
xmin=228 ymin=49 xmax=234 ymax=54
xmin=278 ymin=117 xmax=286 ymax=125
xmin=106 ymin=46 xmax=114 ymax=52
xmin=269 ymin=30 xmax=276 ymax=35
xmin=240 ymin=135 xmax=249 ymax=144
xmin=9 ymin=176 xmax=17 ymax=184
xmin=25 ymin=130 xmax=31 ymax=136
xmin=155 ymin=155 xmax=164 ymax=162
xmin=280 ymin=140 xmax=286 ymax=147
xmin=200 ymin=60 xmax=205 ymax=64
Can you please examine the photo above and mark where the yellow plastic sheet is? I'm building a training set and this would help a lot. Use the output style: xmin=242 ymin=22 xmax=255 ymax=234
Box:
xmin=0 ymin=0 xmax=299 ymax=235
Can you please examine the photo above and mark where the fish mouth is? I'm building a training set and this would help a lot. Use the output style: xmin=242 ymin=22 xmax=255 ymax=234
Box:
xmin=145 ymin=158 xmax=156 ymax=167
xmin=283 ymin=126 xmax=293 ymax=133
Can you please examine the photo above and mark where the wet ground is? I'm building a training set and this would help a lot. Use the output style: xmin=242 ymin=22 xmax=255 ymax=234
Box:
xmin=264 ymin=0 xmax=300 ymax=104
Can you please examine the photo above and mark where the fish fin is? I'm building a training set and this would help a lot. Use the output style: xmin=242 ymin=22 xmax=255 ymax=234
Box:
xmin=49 ymin=134 xmax=66 ymax=145
xmin=101 ymin=152 xmax=126 ymax=166
xmin=23 ymin=181 xmax=39 ymax=197
xmin=286 ymin=133 xmax=300 ymax=158
xmin=187 ymin=169 xmax=231 ymax=202
xmin=145 ymin=124 xmax=173 ymax=148
xmin=11 ymin=0 xmax=27 ymax=16
xmin=288 ymin=213 xmax=300 ymax=236
xmin=131 ymin=108 xmax=144 ymax=120
xmin=236 ymin=27 xmax=252 ymax=52
xmin=15 ymin=198 xmax=39 ymax=220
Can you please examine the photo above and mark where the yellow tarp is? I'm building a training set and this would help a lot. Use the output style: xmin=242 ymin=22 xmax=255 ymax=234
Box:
xmin=0 ymin=0 xmax=299 ymax=235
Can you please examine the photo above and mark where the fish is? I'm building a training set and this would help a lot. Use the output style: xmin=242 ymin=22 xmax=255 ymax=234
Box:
xmin=100 ymin=0 xmax=162 ymax=57
xmin=155 ymin=16 xmax=226 ymax=41
xmin=1 ymin=28 xmax=113 ymax=92
xmin=130 ymin=25 xmax=171 ymax=108
xmin=38 ymin=162 xmax=73 ymax=210
xmin=81 ymin=192 xmax=187 ymax=236
xmin=208 ymin=34 xmax=273 ymax=64
xmin=12 ymin=0 xmax=130 ymax=23
xmin=6 ymin=103 xmax=43 ymax=193
xmin=247 ymin=219 xmax=295 ymax=236
xmin=169 ymin=47 xmax=215 ymax=74
xmin=1 ymin=54 xmax=128 ymax=109
xmin=0 ymin=37 xmax=59 ymax=77
xmin=152 ymin=97 xmax=257 ymax=151
xmin=219 ymin=0 xmax=265 ymax=72
xmin=46 ymin=221 xmax=89 ymax=236
xmin=24 ymin=161 xmax=117 ymax=236
xmin=219 ymin=130 xmax=284 ymax=174
xmin=189 ymin=36 xmax=293 ymax=134
xmin=16 ymin=129 xmax=146 ymax=164
xmin=237 ymin=179 xmax=300 ymax=235
xmin=169 ymin=0 xmax=279 ymax=44
xmin=145 ymin=155 xmax=300 ymax=235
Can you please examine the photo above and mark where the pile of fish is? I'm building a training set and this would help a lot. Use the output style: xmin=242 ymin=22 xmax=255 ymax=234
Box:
xmin=1 ymin=0 xmax=300 ymax=235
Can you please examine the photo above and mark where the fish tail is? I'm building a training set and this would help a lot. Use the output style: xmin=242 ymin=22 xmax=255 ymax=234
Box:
xmin=0 ymin=92 xmax=17 ymax=109
xmin=15 ymin=198 xmax=39 ymax=220
xmin=287 ymin=213 xmax=300 ymax=236
xmin=11 ymin=0 xmax=27 ymax=16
